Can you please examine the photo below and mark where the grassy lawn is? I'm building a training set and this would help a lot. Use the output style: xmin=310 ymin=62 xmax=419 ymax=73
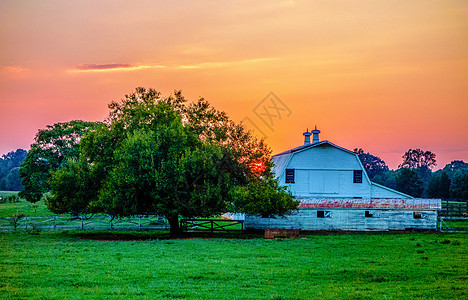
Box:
xmin=1 ymin=231 xmax=466 ymax=299
xmin=443 ymin=220 xmax=468 ymax=228
xmin=0 ymin=198 xmax=53 ymax=218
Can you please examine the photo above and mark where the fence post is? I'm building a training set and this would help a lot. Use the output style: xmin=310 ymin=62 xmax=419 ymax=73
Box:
xmin=138 ymin=217 xmax=141 ymax=230
xmin=25 ymin=217 xmax=28 ymax=230
xmin=53 ymin=216 xmax=56 ymax=231
xmin=81 ymin=216 xmax=84 ymax=230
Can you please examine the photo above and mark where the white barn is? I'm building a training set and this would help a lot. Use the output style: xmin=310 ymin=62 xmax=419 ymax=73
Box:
xmin=245 ymin=128 xmax=441 ymax=231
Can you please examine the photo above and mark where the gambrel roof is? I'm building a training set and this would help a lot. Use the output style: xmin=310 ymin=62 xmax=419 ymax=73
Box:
xmin=271 ymin=140 xmax=356 ymax=180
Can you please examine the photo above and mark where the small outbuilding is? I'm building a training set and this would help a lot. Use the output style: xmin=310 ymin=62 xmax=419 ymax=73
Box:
xmin=245 ymin=128 xmax=441 ymax=231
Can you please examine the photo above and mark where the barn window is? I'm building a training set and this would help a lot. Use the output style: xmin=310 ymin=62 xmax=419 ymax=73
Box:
xmin=317 ymin=211 xmax=331 ymax=218
xmin=285 ymin=169 xmax=295 ymax=183
xmin=365 ymin=211 xmax=373 ymax=218
xmin=413 ymin=212 xmax=422 ymax=219
xmin=353 ymin=170 xmax=363 ymax=183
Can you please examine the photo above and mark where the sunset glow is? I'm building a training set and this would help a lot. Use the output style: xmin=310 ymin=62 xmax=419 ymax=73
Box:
xmin=1 ymin=0 xmax=467 ymax=169
xmin=250 ymin=162 xmax=267 ymax=174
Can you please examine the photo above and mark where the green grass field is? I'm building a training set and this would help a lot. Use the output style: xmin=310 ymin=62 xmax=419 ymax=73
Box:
xmin=1 ymin=231 xmax=466 ymax=299
xmin=0 ymin=198 xmax=52 ymax=218
xmin=0 ymin=192 xmax=56 ymax=218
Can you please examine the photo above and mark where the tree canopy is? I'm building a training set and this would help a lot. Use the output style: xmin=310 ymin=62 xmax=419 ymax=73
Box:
xmin=19 ymin=120 xmax=101 ymax=203
xmin=45 ymin=88 xmax=298 ymax=236
xmin=399 ymin=149 xmax=437 ymax=170
xmin=353 ymin=148 xmax=389 ymax=181
xmin=0 ymin=149 xmax=27 ymax=191
xmin=395 ymin=168 xmax=424 ymax=198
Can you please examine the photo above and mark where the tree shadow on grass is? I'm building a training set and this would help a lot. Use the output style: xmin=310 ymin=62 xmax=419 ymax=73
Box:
xmin=64 ymin=230 xmax=261 ymax=241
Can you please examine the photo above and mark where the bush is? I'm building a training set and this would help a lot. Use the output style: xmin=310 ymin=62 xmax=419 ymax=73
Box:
xmin=8 ymin=213 xmax=25 ymax=229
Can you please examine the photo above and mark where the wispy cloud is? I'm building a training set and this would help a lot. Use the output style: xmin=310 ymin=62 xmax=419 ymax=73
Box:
xmin=67 ymin=57 xmax=277 ymax=73
xmin=2 ymin=66 xmax=29 ymax=73
xmin=68 ymin=63 xmax=164 ymax=73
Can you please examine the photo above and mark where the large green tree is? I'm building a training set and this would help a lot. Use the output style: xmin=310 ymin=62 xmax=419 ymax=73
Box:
xmin=19 ymin=121 xmax=100 ymax=203
xmin=47 ymin=88 xmax=298 ymax=236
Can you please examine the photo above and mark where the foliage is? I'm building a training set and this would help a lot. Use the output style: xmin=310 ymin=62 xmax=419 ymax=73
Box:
xmin=0 ymin=193 xmax=20 ymax=204
xmin=0 ymin=149 xmax=27 ymax=191
xmin=427 ymin=171 xmax=451 ymax=199
xmin=19 ymin=121 xmax=100 ymax=203
xmin=399 ymin=148 xmax=437 ymax=169
xmin=0 ymin=232 xmax=466 ymax=299
xmin=47 ymin=158 xmax=100 ymax=215
xmin=450 ymin=172 xmax=468 ymax=201
xmin=353 ymin=148 xmax=389 ymax=181
xmin=427 ymin=161 xmax=468 ymax=200
xmin=7 ymin=213 xmax=25 ymax=229
xmin=233 ymin=176 xmax=299 ymax=217
xmin=442 ymin=160 xmax=468 ymax=177
xmin=372 ymin=170 xmax=397 ymax=189
xmin=47 ymin=88 xmax=297 ymax=236
xmin=395 ymin=168 xmax=424 ymax=197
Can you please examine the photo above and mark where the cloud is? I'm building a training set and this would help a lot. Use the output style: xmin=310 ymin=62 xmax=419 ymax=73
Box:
xmin=2 ymin=66 xmax=29 ymax=73
xmin=68 ymin=63 xmax=164 ymax=73
xmin=67 ymin=57 xmax=276 ymax=73
xmin=76 ymin=63 xmax=134 ymax=70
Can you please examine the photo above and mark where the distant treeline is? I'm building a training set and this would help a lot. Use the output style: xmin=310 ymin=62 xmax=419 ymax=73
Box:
xmin=355 ymin=148 xmax=468 ymax=200
xmin=0 ymin=149 xmax=27 ymax=191
xmin=1 ymin=146 xmax=467 ymax=201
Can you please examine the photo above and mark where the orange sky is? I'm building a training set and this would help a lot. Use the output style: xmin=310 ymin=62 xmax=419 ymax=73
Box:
xmin=1 ymin=0 xmax=467 ymax=169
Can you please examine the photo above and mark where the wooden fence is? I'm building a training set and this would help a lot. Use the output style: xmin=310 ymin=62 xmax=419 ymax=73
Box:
xmin=438 ymin=200 xmax=468 ymax=217
xmin=179 ymin=219 xmax=244 ymax=234
xmin=0 ymin=215 xmax=168 ymax=232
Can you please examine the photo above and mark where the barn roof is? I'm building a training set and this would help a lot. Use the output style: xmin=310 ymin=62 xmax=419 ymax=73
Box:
xmin=271 ymin=140 xmax=359 ymax=179
xmin=272 ymin=140 xmax=355 ymax=157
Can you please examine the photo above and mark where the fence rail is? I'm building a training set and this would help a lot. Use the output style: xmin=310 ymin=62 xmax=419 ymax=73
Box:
xmin=439 ymin=200 xmax=468 ymax=217
xmin=180 ymin=219 xmax=244 ymax=234
xmin=0 ymin=215 xmax=168 ymax=232
xmin=438 ymin=217 xmax=468 ymax=233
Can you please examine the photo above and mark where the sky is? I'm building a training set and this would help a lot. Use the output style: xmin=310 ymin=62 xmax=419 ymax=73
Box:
xmin=1 ymin=0 xmax=467 ymax=170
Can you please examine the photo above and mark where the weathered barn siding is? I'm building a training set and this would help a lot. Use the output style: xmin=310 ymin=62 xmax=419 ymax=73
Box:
xmin=245 ymin=209 xmax=439 ymax=231
xmin=298 ymin=198 xmax=441 ymax=209
xmin=245 ymin=199 xmax=441 ymax=231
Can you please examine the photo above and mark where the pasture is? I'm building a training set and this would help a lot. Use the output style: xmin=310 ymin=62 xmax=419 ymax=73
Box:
xmin=1 ymin=231 xmax=466 ymax=299
xmin=0 ymin=194 xmax=52 ymax=218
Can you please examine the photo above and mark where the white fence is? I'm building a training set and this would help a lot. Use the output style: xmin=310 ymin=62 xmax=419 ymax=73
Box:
xmin=438 ymin=217 xmax=468 ymax=233
xmin=0 ymin=215 xmax=168 ymax=232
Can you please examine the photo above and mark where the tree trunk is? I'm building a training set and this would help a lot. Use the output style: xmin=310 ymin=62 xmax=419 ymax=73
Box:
xmin=167 ymin=215 xmax=181 ymax=238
